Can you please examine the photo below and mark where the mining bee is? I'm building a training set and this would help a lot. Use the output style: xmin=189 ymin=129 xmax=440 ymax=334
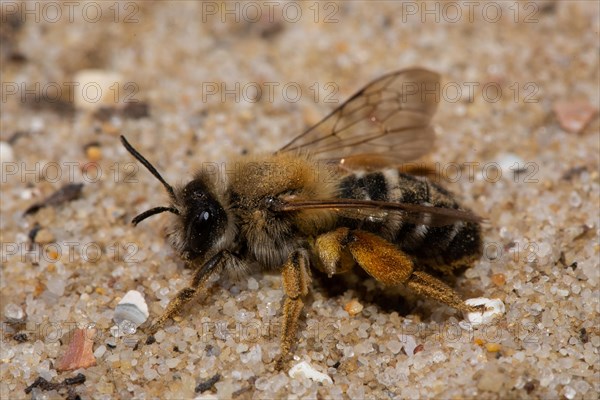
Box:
xmin=121 ymin=68 xmax=484 ymax=368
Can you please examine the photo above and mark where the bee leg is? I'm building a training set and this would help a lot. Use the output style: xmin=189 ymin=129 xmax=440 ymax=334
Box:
xmin=342 ymin=230 xmax=477 ymax=312
xmin=146 ymin=250 xmax=230 ymax=337
xmin=276 ymin=250 xmax=311 ymax=370
xmin=404 ymin=270 xmax=479 ymax=312
xmin=345 ymin=230 xmax=414 ymax=284
xmin=313 ymin=227 xmax=355 ymax=277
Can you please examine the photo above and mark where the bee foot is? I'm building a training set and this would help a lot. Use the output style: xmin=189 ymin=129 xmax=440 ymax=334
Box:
xmin=274 ymin=355 xmax=289 ymax=371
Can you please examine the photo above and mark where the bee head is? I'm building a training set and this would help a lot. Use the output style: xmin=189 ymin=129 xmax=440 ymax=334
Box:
xmin=174 ymin=178 xmax=228 ymax=260
xmin=120 ymin=136 xmax=228 ymax=261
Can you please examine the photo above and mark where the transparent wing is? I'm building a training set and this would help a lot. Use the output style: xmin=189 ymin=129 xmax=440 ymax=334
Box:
xmin=277 ymin=68 xmax=441 ymax=166
xmin=271 ymin=198 xmax=483 ymax=227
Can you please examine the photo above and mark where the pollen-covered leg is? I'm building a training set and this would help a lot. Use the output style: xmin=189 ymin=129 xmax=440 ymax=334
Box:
xmin=276 ymin=250 xmax=311 ymax=370
xmin=147 ymin=251 xmax=232 ymax=337
xmin=314 ymin=228 xmax=414 ymax=281
xmin=406 ymin=270 xmax=479 ymax=312
xmin=326 ymin=229 xmax=476 ymax=313
xmin=346 ymin=230 xmax=414 ymax=285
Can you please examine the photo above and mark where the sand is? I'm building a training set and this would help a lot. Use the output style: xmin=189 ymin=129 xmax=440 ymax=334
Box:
xmin=1 ymin=1 xmax=599 ymax=399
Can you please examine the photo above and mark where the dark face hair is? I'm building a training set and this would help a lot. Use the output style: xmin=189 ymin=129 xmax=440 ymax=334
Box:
xmin=179 ymin=179 xmax=227 ymax=259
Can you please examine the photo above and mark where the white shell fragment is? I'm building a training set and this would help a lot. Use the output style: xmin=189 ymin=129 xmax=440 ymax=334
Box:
xmin=497 ymin=153 xmax=526 ymax=179
xmin=113 ymin=290 xmax=149 ymax=330
xmin=0 ymin=141 xmax=15 ymax=163
xmin=289 ymin=361 xmax=333 ymax=384
xmin=462 ymin=298 xmax=505 ymax=328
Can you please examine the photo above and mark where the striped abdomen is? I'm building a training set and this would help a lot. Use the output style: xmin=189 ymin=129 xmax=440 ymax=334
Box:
xmin=336 ymin=168 xmax=482 ymax=271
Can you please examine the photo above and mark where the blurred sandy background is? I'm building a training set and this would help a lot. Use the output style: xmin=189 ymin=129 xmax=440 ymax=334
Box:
xmin=1 ymin=1 xmax=599 ymax=399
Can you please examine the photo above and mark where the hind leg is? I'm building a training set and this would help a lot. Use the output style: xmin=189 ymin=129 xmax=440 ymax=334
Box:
xmin=314 ymin=228 xmax=478 ymax=312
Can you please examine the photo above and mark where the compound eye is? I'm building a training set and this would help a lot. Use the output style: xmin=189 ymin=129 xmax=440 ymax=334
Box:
xmin=188 ymin=209 xmax=214 ymax=253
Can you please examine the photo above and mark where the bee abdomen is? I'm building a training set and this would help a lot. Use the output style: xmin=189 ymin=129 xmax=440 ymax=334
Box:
xmin=338 ymin=170 xmax=388 ymax=201
xmin=337 ymin=169 xmax=481 ymax=270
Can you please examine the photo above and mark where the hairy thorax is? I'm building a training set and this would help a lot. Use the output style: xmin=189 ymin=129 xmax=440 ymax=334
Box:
xmin=227 ymin=153 xmax=338 ymax=269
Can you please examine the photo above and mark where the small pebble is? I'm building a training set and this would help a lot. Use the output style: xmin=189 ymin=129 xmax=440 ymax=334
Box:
xmin=247 ymin=277 xmax=259 ymax=290
xmin=165 ymin=358 xmax=180 ymax=369
xmin=143 ymin=368 xmax=158 ymax=381
xmin=562 ymin=385 xmax=576 ymax=400
xmin=4 ymin=303 xmax=24 ymax=320
xmin=569 ymin=191 xmax=582 ymax=208
xmin=85 ymin=145 xmax=102 ymax=162
xmin=34 ymin=229 xmax=55 ymax=244
xmin=46 ymin=277 xmax=66 ymax=296
xmin=57 ymin=328 xmax=97 ymax=371
xmin=154 ymin=330 xmax=166 ymax=343
xmin=289 ymin=361 xmax=333 ymax=384
xmin=73 ymin=69 xmax=124 ymax=111
xmin=344 ymin=299 xmax=364 ymax=316
xmin=102 ymin=122 xmax=120 ymax=136
xmin=93 ymin=345 xmax=106 ymax=359
xmin=195 ymin=373 xmax=221 ymax=393
xmin=485 ymin=343 xmax=502 ymax=352
xmin=553 ymin=100 xmax=598 ymax=134
xmin=399 ymin=334 xmax=417 ymax=356
xmin=477 ymin=364 xmax=504 ymax=392
xmin=239 ymin=109 xmax=254 ymax=122
xmin=491 ymin=273 xmax=506 ymax=287
xmin=47 ymin=250 xmax=60 ymax=261
xmin=113 ymin=290 xmax=149 ymax=330
xmin=240 ymin=345 xmax=262 ymax=364
xmin=386 ymin=340 xmax=403 ymax=355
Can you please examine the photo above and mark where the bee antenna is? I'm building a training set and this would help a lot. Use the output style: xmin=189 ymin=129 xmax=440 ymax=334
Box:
xmin=120 ymin=135 xmax=176 ymax=199
xmin=132 ymin=206 xmax=180 ymax=226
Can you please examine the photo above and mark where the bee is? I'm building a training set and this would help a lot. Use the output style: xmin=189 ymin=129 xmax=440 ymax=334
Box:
xmin=120 ymin=68 xmax=484 ymax=368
